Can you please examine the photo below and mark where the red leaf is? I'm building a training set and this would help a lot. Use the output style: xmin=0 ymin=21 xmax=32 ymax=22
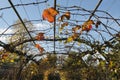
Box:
xmin=87 ymin=25 xmax=92 ymax=30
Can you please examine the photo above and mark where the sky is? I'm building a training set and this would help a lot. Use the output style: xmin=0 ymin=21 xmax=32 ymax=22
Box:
xmin=0 ymin=0 xmax=120 ymax=53
xmin=0 ymin=0 xmax=120 ymax=27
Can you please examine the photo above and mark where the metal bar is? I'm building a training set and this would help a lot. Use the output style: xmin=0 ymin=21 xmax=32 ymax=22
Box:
xmin=53 ymin=0 xmax=57 ymax=54
xmin=88 ymin=0 xmax=103 ymax=20
xmin=8 ymin=0 xmax=36 ymax=45
xmin=0 ymin=0 xmax=48 ymax=11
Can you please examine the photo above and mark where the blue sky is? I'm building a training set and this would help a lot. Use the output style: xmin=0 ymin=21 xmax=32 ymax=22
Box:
xmin=0 ymin=0 xmax=120 ymax=52
xmin=0 ymin=0 xmax=120 ymax=27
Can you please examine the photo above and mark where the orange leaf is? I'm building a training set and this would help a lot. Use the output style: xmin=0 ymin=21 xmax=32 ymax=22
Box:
xmin=82 ymin=20 xmax=94 ymax=32
xmin=48 ymin=7 xmax=59 ymax=16
xmin=36 ymin=33 xmax=45 ymax=40
xmin=35 ymin=44 xmax=44 ymax=53
xmin=42 ymin=9 xmax=50 ymax=20
xmin=42 ymin=7 xmax=59 ymax=23
xmin=47 ymin=15 xmax=54 ymax=23
xmin=82 ymin=25 xmax=92 ymax=32
xmin=35 ymin=44 xmax=41 ymax=48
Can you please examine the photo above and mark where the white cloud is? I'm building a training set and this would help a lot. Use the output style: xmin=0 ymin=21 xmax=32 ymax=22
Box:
xmin=33 ymin=22 xmax=52 ymax=31
xmin=0 ymin=22 xmax=51 ymax=42
xmin=0 ymin=28 xmax=13 ymax=34
xmin=0 ymin=28 xmax=13 ymax=43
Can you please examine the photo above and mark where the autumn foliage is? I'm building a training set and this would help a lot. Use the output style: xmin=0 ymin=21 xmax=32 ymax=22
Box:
xmin=35 ymin=44 xmax=44 ymax=53
xmin=42 ymin=7 xmax=59 ymax=23
xmin=82 ymin=20 xmax=94 ymax=32
xmin=58 ymin=12 xmax=71 ymax=21
xmin=36 ymin=32 xmax=45 ymax=40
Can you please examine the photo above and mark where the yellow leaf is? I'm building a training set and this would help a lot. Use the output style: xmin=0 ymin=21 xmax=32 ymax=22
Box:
xmin=2 ymin=59 xmax=5 ymax=62
xmin=99 ymin=61 xmax=105 ymax=66
xmin=67 ymin=36 xmax=73 ymax=42
xmin=10 ymin=59 xmax=14 ymax=63
xmin=109 ymin=61 xmax=113 ymax=68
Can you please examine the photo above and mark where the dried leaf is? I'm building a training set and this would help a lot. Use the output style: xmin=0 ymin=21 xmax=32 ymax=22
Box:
xmin=87 ymin=20 xmax=94 ymax=25
xmin=72 ymin=25 xmax=81 ymax=32
xmin=82 ymin=20 xmax=94 ymax=26
xmin=95 ymin=21 xmax=101 ymax=28
xmin=82 ymin=25 xmax=92 ymax=32
xmin=61 ymin=22 xmax=68 ymax=28
xmin=59 ymin=12 xmax=70 ymax=21
xmin=72 ymin=33 xmax=79 ymax=39
xmin=36 ymin=33 xmax=45 ymax=40
xmin=59 ymin=27 xmax=63 ymax=33
xmin=64 ymin=12 xmax=70 ymax=20
xmin=82 ymin=20 xmax=94 ymax=32
xmin=39 ymin=47 xmax=45 ymax=53
xmin=59 ymin=22 xmax=68 ymax=33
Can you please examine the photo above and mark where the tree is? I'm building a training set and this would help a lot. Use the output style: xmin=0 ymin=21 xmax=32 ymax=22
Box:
xmin=0 ymin=0 xmax=120 ymax=80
